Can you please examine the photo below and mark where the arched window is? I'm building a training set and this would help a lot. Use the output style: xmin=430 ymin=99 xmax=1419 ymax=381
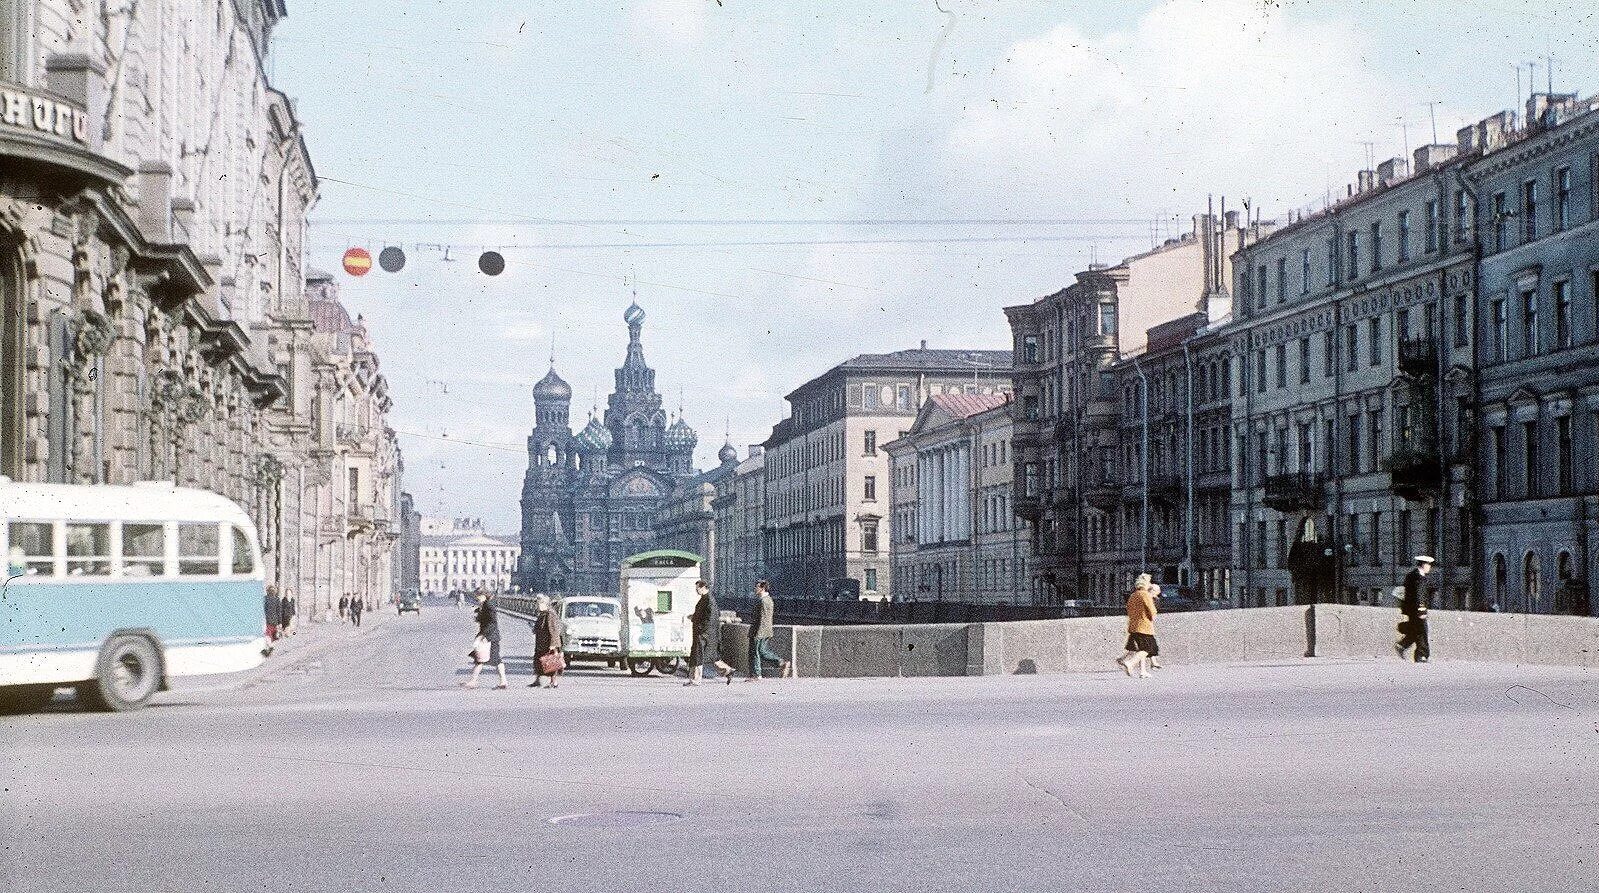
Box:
xmin=1493 ymin=553 xmax=1507 ymax=610
xmin=1524 ymin=552 xmax=1541 ymax=612
xmin=1557 ymin=551 xmax=1573 ymax=582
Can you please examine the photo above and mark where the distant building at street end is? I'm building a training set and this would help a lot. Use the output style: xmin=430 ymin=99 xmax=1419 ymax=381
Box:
xmin=712 ymin=446 xmax=766 ymax=600
xmin=885 ymin=393 xmax=1030 ymax=605
xmin=763 ymin=345 xmax=1013 ymax=602
xmin=419 ymin=517 xmax=520 ymax=594
xmin=515 ymin=302 xmax=704 ymax=595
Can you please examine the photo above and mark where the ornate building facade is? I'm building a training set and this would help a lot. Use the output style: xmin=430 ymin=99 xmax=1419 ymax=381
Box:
xmin=516 ymin=303 xmax=701 ymax=595
xmin=0 ymin=2 xmax=402 ymax=621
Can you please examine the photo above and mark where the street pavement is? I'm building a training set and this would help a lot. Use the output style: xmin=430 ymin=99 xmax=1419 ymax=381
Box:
xmin=4 ymin=598 xmax=1598 ymax=892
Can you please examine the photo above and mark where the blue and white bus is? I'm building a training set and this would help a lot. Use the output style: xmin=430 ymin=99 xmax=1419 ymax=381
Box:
xmin=0 ymin=478 xmax=269 ymax=713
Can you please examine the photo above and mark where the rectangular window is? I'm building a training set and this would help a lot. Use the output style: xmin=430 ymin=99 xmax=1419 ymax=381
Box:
xmin=1345 ymin=324 xmax=1358 ymax=372
xmin=1483 ymin=425 xmax=1496 ymax=499
xmin=1424 ymin=200 xmax=1439 ymax=253
xmin=1369 ymin=317 xmax=1382 ymax=366
xmin=1276 ymin=257 xmax=1287 ymax=303
xmin=1022 ymin=335 xmax=1039 ymax=364
xmin=1346 ymin=231 xmax=1360 ymax=279
xmin=1299 ymin=336 xmax=1311 ymax=384
xmin=8 ymin=521 xmax=55 ymax=577
xmin=864 ymin=430 xmax=877 ymax=456
xmin=657 ymin=591 xmax=674 ymax=613
xmin=1492 ymin=191 xmax=1508 ymax=252
xmin=122 ymin=523 xmax=166 ymax=577
xmin=863 ymin=475 xmax=876 ymax=501
xmin=1523 ymin=179 xmax=1538 ymax=242
xmin=1521 ymin=288 xmax=1539 ymax=356
xmin=865 ymin=567 xmax=878 ymax=592
xmin=862 ymin=522 xmax=878 ymax=555
xmin=1257 ymin=266 xmax=1268 ymax=308
xmin=1492 ymin=299 xmax=1508 ymax=362
xmin=1557 ymin=415 xmax=1573 ymax=494
xmin=897 ymin=384 xmax=912 ymax=410
xmin=1323 ymin=330 xmax=1336 ymax=377
xmin=1348 ymin=412 xmax=1363 ymax=474
xmin=65 ymin=523 xmax=111 ymax=576
xmin=1301 ymin=247 xmax=1311 ymax=295
xmin=1099 ymin=304 xmax=1117 ymax=336
xmin=1370 ymin=511 xmax=1382 ymax=566
xmin=1326 ymin=237 xmax=1338 ymax=286
xmin=1398 ymin=509 xmax=1413 ymax=562
xmin=1556 ymin=167 xmax=1571 ymax=231
xmin=1370 ymin=220 xmax=1384 ymax=271
xmin=177 ymin=523 xmax=220 ymax=576
xmin=1397 ymin=210 xmax=1411 ymax=262
xmin=1455 ymin=190 xmax=1470 ymax=244
xmin=1275 ymin=343 xmax=1287 ymax=388
xmin=1454 ymin=294 xmax=1469 ymax=348
xmin=1523 ymin=420 xmax=1539 ymax=498
xmin=1256 ymin=350 xmax=1267 ymax=394
xmin=1369 ymin=408 xmax=1384 ymax=471
xmin=1554 ymin=280 xmax=1571 ymax=349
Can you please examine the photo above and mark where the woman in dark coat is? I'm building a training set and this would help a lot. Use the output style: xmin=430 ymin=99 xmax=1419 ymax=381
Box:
xmin=685 ymin=580 xmax=733 ymax=686
xmin=530 ymin=595 xmax=564 ymax=689
xmin=462 ymin=590 xmax=507 ymax=689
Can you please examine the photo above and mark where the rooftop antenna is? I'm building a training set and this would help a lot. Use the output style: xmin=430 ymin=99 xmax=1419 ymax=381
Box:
xmin=1427 ymin=100 xmax=1439 ymax=145
xmin=1513 ymin=62 xmax=1523 ymax=128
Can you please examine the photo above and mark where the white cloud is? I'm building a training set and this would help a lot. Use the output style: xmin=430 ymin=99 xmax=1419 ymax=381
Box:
xmin=625 ymin=0 xmax=710 ymax=52
xmin=934 ymin=0 xmax=1404 ymax=217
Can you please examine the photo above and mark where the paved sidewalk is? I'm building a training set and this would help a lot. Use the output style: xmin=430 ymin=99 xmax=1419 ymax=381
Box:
xmin=170 ymin=606 xmax=397 ymax=694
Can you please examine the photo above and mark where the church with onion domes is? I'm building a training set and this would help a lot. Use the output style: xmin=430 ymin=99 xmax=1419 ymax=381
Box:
xmin=515 ymin=302 xmax=721 ymax=594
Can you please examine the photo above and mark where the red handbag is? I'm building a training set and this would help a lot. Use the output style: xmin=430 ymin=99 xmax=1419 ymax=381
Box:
xmin=538 ymin=651 xmax=565 ymax=675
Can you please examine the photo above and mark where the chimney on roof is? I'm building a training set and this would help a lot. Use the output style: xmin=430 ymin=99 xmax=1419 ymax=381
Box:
xmin=919 ymin=339 xmax=928 ymax=351
xmin=747 ymin=445 xmax=764 ymax=458
xmin=1375 ymin=157 xmax=1409 ymax=186
xmin=1413 ymin=143 xmax=1457 ymax=173
xmin=1356 ymin=169 xmax=1377 ymax=194
xmin=1527 ymin=92 xmax=1579 ymax=130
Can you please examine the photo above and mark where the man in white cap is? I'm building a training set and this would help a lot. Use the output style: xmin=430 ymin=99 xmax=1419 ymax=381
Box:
xmin=1396 ymin=555 xmax=1433 ymax=662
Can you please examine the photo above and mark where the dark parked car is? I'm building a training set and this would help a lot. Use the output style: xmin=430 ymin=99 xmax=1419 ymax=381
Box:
xmin=397 ymin=592 xmax=422 ymax=615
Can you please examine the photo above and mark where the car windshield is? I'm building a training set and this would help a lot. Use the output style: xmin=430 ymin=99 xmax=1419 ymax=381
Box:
xmin=565 ymin=602 xmax=618 ymax=619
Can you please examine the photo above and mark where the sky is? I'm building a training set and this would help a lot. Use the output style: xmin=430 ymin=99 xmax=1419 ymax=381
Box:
xmin=268 ymin=0 xmax=1599 ymax=532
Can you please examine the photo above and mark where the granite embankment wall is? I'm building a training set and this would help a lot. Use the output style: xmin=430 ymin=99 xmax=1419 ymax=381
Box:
xmin=718 ymin=605 xmax=1599 ymax=677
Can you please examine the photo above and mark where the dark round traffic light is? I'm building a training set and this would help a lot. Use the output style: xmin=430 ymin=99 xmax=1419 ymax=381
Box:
xmin=478 ymin=251 xmax=505 ymax=276
xmin=378 ymin=245 xmax=406 ymax=273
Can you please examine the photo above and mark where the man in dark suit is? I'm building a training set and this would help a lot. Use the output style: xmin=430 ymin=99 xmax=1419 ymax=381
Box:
xmin=1397 ymin=555 xmax=1433 ymax=663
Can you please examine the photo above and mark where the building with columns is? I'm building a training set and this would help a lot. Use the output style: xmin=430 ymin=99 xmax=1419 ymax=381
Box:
xmin=419 ymin=517 xmax=519 ymax=595
xmin=0 ymin=1 xmax=403 ymax=620
xmin=886 ymin=393 xmax=1030 ymax=605
xmin=711 ymin=446 xmax=765 ymax=601
xmin=762 ymin=345 xmax=1013 ymax=602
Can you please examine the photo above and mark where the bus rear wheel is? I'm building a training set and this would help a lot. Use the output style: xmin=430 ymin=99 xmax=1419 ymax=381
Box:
xmin=78 ymin=634 xmax=163 ymax=712
xmin=0 ymin=685 xmax=56 ymax=715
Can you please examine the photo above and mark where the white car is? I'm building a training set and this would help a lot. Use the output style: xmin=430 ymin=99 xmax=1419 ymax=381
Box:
xmin=558 ymin=596 xmax=623 ymax=666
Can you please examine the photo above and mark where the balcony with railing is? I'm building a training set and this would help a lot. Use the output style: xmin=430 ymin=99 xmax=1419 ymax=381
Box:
xmin=1262 ymin=471 xmax=1327 ymax=512
xmin=1386 ymin=446 xmax=1442 ymax=502
xmin=1398 ymin=336 xmax=1438 ymax=379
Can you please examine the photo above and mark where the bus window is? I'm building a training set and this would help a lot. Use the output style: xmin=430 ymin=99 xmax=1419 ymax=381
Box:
xmin=178 ymin=523 xmax=220 ymax=576
xmin=65 ymin=523 xmax=112 ymax=576
xmin=122 ymin=523 xmax=166 ymax=576
xmin=230 ymin=526 xmax=257 ymax=575
xmin=7 ymin=521 xmax=54 ymax=577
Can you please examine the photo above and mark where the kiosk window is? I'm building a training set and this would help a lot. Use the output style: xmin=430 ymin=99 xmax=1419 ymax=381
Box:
xmin=122 ymin=523 xmax=166 ymax=576
xmin=656 ymin=591 xmax=673 ymax=613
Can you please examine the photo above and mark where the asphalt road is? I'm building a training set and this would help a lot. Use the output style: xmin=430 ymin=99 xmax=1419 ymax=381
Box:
xmin=4 ymin=600 xmax=1598 ymax=892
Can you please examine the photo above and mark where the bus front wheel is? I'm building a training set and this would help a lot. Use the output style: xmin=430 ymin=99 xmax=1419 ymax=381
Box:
xmin=0 ymin=685 xmax=56 ymax=715
xmin=79 ymin=634 xmax=163 ymax=712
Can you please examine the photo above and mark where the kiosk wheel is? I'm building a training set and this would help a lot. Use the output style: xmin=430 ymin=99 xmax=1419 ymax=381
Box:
xmin=653 ymin=657 xmax=681 ymax=676
xmin=626 ymin=657 xmax=656 ymax=677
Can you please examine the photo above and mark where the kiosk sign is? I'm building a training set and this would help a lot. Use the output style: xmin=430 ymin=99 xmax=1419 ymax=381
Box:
xmin=0 ymin=82 xmax=89 ymax=146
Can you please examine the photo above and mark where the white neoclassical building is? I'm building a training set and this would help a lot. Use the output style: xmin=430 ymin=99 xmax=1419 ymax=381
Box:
xmin=419 ymin=518 xmax=520 ymax=595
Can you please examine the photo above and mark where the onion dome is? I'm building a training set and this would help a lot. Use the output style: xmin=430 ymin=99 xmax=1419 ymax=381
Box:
xmin=665 ymin=416 xmax=697 ymax=450
xmin=624 ymin=302 xmax=646 ymax=327
xmin=718 ymin=440 xmax=737 ymax=464
xmin=575 ymin=416 xmax=613 ymax=453
xmin=533 ymin=366 xmax=572 ymax=401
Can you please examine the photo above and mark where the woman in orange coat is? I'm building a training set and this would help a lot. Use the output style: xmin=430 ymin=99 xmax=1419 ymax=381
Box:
xmin=1116 ymin=573 xmax=1159 ymax=678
